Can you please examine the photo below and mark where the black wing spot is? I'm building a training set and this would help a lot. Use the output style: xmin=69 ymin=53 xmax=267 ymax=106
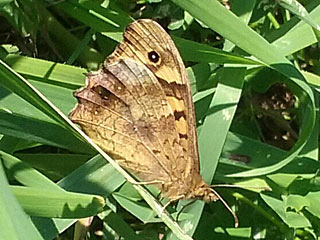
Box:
xmin=174 ymin=110 xmax=186 ymax=121
xmin=179 ymin=133 xmax=188 ymax=139
xmin=152 ymin=149 xmax=161 ymax=154
xmin=148 ymin=51 xmax=160 ymax=63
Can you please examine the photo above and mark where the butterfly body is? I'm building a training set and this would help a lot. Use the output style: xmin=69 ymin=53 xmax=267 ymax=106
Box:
xmin=70 ymin=19 xmax=218 ymax=204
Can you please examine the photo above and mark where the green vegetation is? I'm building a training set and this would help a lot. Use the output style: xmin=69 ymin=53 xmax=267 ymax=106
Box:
xmin=0 ymin=0 xmax=319 ymax=239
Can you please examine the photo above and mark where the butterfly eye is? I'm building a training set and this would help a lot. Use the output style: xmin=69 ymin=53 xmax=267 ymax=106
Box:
xmin=148 ymin=51 xmax=160 ymax=63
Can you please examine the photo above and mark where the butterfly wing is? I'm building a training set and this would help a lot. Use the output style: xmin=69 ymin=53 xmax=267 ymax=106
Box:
xmin=70 ymin=19 xmax=206 ymax=200
xmin=107 ymin=19 xmax=201 ymax=181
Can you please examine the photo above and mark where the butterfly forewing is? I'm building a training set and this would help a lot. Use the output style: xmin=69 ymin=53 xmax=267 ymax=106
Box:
xmin=107 ymin=19 xmax=201 ymax=178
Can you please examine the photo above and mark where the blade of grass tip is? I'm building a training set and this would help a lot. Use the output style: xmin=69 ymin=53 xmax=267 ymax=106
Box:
xmin=0 ymin=59 xmax=192 ymax=240
xmin=173 ymin=36 xmax=260 ymax=65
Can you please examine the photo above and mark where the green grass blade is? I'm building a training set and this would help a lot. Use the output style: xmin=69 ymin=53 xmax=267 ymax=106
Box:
xmin=57 ymin=155 xmax=125 ymax=195
xmin=101 ymin=211 xmax=141 ymax=240
xmin=278 ymin=0 xmax=320 ymax=31
xmin=1 ymin=151 xmax=63 ymax=190
xmin=12 ymin=186 xmax=105 ymax=218
xmin=113 ymin=193 xmax=159 ymax=224
xmin=0 ymin=135 xmax=19 ymax=153
xmin=173 ymin=36 xmax=259 ymax=65
xmin=55 ymin=0 xmax=132 ymax=42
xmin=0 ymin=110 xmax=91 ymax=153
xmin=15 ymin=153 xmax=91 ymax=180
xmin=0 ymin=162 xmax=43 ymax=240
xmin=3 ymin=54 xmax=87 ymax=88
xmin=0 ymin=0 xmax=13 ymax=8
xmin=0 ymin=1 xmax=103 ymax=69
xmin=0 ymin=59 xmax=74 ymax=130
xmin=269 ymin=4 xmax=320 ymax=56
xmin=302 ymin=70 xmax=320 ymax=91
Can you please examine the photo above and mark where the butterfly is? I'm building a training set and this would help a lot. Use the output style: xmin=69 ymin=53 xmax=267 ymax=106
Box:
xmin=69 ymin=19 xmax=237 ymax=226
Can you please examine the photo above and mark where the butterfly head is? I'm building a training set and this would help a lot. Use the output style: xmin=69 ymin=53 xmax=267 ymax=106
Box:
xmin=191 ymin=184 xmax=219 ymax=202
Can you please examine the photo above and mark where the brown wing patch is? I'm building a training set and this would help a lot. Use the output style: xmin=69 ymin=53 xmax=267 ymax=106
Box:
xmin=70 ymin=59 xmax=195 ymax=198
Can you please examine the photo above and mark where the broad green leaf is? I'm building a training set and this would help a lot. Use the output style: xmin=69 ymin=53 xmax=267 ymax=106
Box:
xmin=305 ymin=191 xmax=320 ymax=218
xmin=305 ymin=192 xmax=320 ymax=217
xmin=267 ymin=174 xmax=298 ymax=189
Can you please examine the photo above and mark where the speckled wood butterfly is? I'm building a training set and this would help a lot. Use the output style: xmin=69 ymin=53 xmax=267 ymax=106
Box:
xmin=69 ymin=19 xmax=238 ymax=226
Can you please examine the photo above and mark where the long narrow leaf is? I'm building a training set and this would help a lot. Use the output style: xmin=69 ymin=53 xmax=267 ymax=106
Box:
xmin=0 ymin=162 xmax=42 ymax=240
xmin=12 ymin=186 xmax=105 ymax=218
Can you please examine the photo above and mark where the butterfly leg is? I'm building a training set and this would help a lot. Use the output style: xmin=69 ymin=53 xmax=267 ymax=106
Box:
xmin=175 ymin=199 xmax=197 ymax=221
xmin=160 ymin=195 xmax=185 ymax=215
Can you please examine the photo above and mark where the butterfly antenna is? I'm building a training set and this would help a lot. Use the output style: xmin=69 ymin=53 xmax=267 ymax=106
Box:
xmin=210 ymin=188 xmax=239 ymax=228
